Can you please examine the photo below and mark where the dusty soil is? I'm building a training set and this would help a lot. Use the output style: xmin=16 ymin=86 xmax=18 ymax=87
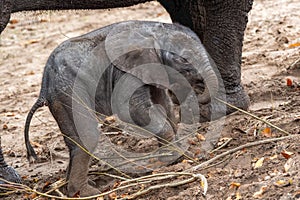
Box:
xmin=0 ymin=0 xmax=299 ymax=199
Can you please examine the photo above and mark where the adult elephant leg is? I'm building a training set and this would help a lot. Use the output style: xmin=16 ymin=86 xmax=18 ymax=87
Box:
xmin=0 ymin=138 xmax=21 ymax=184
xmin=200 ymin=1 xmax=253 ymax=117
xmin=0 ymin=2 xmax=21 ymax=183
xmin=160 ymin=0 xmax=253 ymax=121
xmin=0 ymin=0 xmax=12 ymax=34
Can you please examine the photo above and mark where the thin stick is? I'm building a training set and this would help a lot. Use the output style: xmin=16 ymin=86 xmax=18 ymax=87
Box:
xmin=120 ymin=172 xmax=196 ymax=185
xmin=287 ymin=57 xmax=300 ymax=70
xmin=200 ymin=155 xmax=233 ymax=170
xmin=190 ymin=134 xmax=299 ymax=171
xmin=215 ymin=97 xmax=290 ymax=135
xmin=126 ymin=176 xmax=197 ymax=199
xmin=210 ymin=138 xmax=233 ymax=153
xmin=32 ymin=179 xmax=67 ymax=200
xmin=88 ymin=172 xmax=129 ymax=181
xmin=19 ymin=172 xmax=206 ymax=200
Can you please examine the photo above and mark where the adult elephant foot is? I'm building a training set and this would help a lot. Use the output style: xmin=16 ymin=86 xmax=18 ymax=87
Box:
xmin=0 ymin=142 xmax=22 ymax=184
xmin=0 ymin=165 xmax=22 ymax=184
xmin=0 ymin=164 xmax=22 ymax=184
xmin=224 ymin=85 xmax=250 ymax=115
xmin=68 ymin=183 xmax=100 ymax=198
xmin=199 ymin=85 xmax=250 ymax=122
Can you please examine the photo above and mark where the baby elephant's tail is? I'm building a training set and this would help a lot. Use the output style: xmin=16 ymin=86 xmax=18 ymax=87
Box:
xmin=24 ymin=97 xmax=48 ymax=162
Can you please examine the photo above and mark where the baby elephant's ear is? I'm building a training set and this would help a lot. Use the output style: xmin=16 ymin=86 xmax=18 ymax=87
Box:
xmin=105 ymin=21 xmax=170 ymax=87
xmin=105 ymin=21 xmax=160 ymax=66
xmin=112 ymin=49 xmax=171 ymax=88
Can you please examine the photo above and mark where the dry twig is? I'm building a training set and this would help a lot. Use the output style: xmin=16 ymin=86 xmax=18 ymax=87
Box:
xmin=190 ymin=134 xmax=299 ymax=171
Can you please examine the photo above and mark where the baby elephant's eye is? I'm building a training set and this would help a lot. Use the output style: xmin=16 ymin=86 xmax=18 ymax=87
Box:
xmin=173 ymin=55 xmax=189 ymax=65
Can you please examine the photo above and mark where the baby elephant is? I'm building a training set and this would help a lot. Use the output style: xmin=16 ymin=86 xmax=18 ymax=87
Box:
xmin=24 ymin=20 xmax=219 ymax=197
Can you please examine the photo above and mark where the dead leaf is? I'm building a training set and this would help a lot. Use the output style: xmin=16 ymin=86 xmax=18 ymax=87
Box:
xmin=117 ymin=140 xmax=123 ymax=145
xmin=21 ymin=175 xmax=28 ymax=180
xmin=26 ymin=70 xmax=35 ymax=75
xmin=156 ymin=12 xmax=165 ymax=17
xmin=23 ymin=193 xmax=31 ymax=199
xmin=236 ymin=192 xmax=242 ymax=200
xmin=42 ymin=181 xmax=51 ymax=190
xmin=284 ymin=158 xmax=294 ymax=172
xmin=104 ymin=115 xmax=116 ymax=124
xmin=252 ymin=185 xmax=267 ymax=199
xmin=73 ymin=191 xmax=80 ymax=198
xmin=288 ymin=42 xmax=300 ymax=48
xmin=234 ymin=169 xmax=243 ymax=178
xmin=254 ymin=157 xmax=265 ymax=169
xmin=193 ymin=148 xmax=201 ymax=157
xmin=33 ymin=178 xmax=39 ymax=183
xmin=294 ymin=190 xmax=300 ymax=198
xmin=274 ymin=179 xmax=292 ymax=187
xmin=200 ymin=177 xmax=208 ymax=195
xmin=113 ymin=181 xmax=121 ymax=188
xmin=188 ymin=138 xmax=197 ymax=145
xmin=261 ymin=127 xmax=272 ymax=137
xmin=109 ymin=192 xmax=117 ymax=199
xmin=2 ymin=124 xmax=8 ymax=130
xmin=281 ymin=150 xmax=294 ymax=159
xmin=29 ymin=193 xmax=37 ymax=199
xmin=9 ymin=19 xmax=19 ymax=24
xmin=40 ymin=19 xmax=49 ymax=23
xmin=121 ymin=193 xmax=129 ymax=198
xmin=30 ymin=141 xmax=43 ymax=148
xmin=182 ymin=159 xmax=193 ymax=164
xmin=23 ymin=39 xmax=40 ymax=46
xmin=196 ymin=133 xmax=206 ymax=141
xmin=5 ymin=112 xmax=15 ymax=117
xmin=269 ymin=154 xmax=278 ymax=160
xmin=229 ymin=182 xmax=241 ymax=189
xmin=286 ymin=78 xmax=293 ymax=87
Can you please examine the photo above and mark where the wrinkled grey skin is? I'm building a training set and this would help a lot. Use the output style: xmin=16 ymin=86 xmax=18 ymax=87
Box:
xmin=24 ymin=21 xmax=219 ymax=197
xmin=0 ymin=0 xmax=22 ymax=185
xmin=0 ymin=138 xmax=21 ymax=184
xmin=0 ymin=0 xmax=253 ymax=187
xmin=0 ymin=1 xmax=253 ymax=113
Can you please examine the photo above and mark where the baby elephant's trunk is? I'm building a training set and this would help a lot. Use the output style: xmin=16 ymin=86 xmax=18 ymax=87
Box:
xmin=197 ymin=61 xmax=219 ymax=104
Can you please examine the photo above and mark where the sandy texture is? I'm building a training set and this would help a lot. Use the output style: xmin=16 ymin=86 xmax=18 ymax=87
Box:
xmin=0 ymin=0 xmax=299 ymax=199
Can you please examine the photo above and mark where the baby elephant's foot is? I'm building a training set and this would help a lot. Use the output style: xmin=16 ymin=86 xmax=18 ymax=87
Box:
xmin=68 ymin=183 xmax=100 ymax=197
xmin=78 ymin=184 xmax=100 ymax=197
xmin=0 ymin=165 xmax=22 ymax=184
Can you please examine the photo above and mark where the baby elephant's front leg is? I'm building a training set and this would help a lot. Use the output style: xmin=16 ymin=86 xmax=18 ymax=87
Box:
xmin=112 ymin=75 xmax=176 ymax=163
xmin=128 ymin=86 xmax=175 ymax=144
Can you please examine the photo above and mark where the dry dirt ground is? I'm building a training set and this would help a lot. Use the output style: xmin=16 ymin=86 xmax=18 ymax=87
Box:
xmin=0 ymin=0 xmax=299 ymax=199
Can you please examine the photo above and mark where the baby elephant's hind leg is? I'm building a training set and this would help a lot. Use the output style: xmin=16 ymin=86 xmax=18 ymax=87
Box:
xmin=49 ymin=95 xmax=100 ymax=197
